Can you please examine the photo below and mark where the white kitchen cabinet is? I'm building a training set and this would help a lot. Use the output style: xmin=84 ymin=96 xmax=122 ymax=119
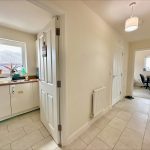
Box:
xmin=32 ymin=82 xmax=39 ymax=107
xmin=11 ymin=83 xmax=34 ymax=114
xmin=0 ymin=85 xmax=11 ymax=119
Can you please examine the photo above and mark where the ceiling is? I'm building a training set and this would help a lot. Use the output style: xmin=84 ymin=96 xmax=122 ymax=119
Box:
xmin=0 ymin=0 xmax=52 ymax=34
xmin=84 ymin=0 xmax=150 ymax=42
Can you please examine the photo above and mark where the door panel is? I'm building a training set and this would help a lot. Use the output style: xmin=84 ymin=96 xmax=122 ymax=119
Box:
xmin=112 ymin=48 xmax=123 ymax=105
xmin=38 ymin=17 xmax=60 ymax=144
xmin=47 ymin=30 xmax=53 ymax=84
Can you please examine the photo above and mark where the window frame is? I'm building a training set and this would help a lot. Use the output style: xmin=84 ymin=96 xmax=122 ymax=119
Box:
xmin=0 ymin=38 xmax=27 ymax=74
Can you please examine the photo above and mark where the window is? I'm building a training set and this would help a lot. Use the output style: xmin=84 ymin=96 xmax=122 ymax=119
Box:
xmin=0 ymin=38 xmax=27 ymax=75
xmin=144 ymin=56 xmax=150 ymax=71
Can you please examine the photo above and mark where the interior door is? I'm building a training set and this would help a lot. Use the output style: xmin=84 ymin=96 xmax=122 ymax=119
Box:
xmin=112 ymin=48 xmax=123 ymax=105
xmin=38 ymin=17 xmax=60 ymax=144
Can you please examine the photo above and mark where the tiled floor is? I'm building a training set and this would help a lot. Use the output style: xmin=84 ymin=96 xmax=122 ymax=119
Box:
xmin=1 ymin=97 xmax=150 ymax=150
xmin=63 ymin=97 xmax=150 ymax=150
xmin=133 ymin=86 xmax=150 ymax=99
xmin=0 ymin=109 xmax=58 ymax=150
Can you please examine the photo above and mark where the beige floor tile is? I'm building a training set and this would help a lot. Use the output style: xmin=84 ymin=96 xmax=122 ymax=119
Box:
xmin=132 ymin=112 xmax=148 ymax=121
xmin=26 ymin=148 xmax=33 ymax=150
xmin=8 ymin=118 xmax=33 ymax=131
xmin=113 ymin=101 xmax=124 ymax=109
xmin=127 ymin=117 xmax=147 ymax=135
xmin=0 ymin=124 xmax=9 ymax=135
xmin=108 ymin=117 xmax=127 ymax=131
xmin=116 ymin=111 xmax=132 ymax=121
xmin=86 ymin=138 xmax=111 ymax=150
xmin=64 ymin=139 xmax=87 ymax=150
xmin=97 ymin=126 xmax=122 ymax=148
xmin=0 ymin=128 xmax=26 ymax=147
xmin=24 ymin=120 xmax=43 ymax=134
xmin=114 ymin=128 xmax=143 ymax=150
xmin=143 ymin=128 xmax=150 ymax=145
xmin=104 ymin=109 xmax=120 ymax=120
xmin=39 ymin=127 xmax=50 ymax=138
xmin=11 ymin=131 xmax=44 ymax=150
xmin=80 ymin=124 xmax=100 ymax=144
xmin=32 ymin=136 xmax=57 ymax=150
xmin=20 ymin=110 xmax=40 ymax=121
xmin=142 ymin=142 xmax=150 ymax=150
xmin=0 ymin=117 xmax=21 ymax=127
xmin=95 ymin=117 xmax=110 ymax=130
xmin=0 ymin=144 xmax=11 ymax=150
xmin=114 ymin=141 xmax=141 ymax=150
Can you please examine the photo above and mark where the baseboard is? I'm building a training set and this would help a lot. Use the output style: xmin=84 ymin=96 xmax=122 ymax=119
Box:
xmin=63 ymin=105 xmax=112 ymax=146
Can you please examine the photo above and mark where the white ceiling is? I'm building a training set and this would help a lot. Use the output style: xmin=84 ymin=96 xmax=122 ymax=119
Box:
xmin=0 ymin=0 xmax=52 ymax=34
xmin=84 ymin=0 xmax=150 ymax=42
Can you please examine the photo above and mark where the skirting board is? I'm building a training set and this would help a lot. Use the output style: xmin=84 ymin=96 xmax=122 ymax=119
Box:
xmin=63 ymin=105 xmax=112 ymax=146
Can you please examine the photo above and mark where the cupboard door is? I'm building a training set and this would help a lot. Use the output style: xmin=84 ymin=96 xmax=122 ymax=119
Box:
xmin=32 ymin=82 xmax=39 ymax=107
xmin=0 ymin=85 xmax=11 ymax=119
xmin=11 ymin=83 xmax=33 ymax=114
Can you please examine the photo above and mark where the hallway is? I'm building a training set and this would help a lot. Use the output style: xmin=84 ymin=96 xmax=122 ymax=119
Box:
xmin=1 ymin=97 xmax=150 ymax=149
xmin=63 ymin=97 xmax=150 ymax=150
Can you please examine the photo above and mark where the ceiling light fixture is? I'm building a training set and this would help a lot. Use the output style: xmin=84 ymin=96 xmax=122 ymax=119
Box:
xmin=125 ymin=2 xmax=139 ymax=32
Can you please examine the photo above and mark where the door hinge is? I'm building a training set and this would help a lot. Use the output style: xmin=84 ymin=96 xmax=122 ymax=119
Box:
xmin=57 ymin=81 xmax=61 ymax=88
xmin=56 ymin=28 xmax=60 ymax=36
xmin=58 ymin=124 xmax=62 ymax=131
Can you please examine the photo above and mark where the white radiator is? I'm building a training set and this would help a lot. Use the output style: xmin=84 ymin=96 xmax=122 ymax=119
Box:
xmin=91 ymin=87 xmax=107 ymax=118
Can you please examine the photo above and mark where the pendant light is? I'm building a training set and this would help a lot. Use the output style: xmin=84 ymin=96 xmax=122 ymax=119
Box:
xmin=125 ymin=2 xmax=139 ymax=32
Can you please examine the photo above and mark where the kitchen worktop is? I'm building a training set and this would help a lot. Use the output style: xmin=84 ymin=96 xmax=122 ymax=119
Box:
xmin=0 ymin=79 xmax=39 ymax=86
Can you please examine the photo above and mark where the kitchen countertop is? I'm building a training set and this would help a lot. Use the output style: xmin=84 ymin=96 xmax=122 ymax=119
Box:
xmin=0 ymin=79 xmax=39 ymax=86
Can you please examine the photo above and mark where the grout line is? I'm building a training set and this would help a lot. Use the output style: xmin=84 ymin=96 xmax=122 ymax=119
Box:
xmin=141 ymin=114 xmax=149 ymax=150
xmin=80 ymin=112 xmax=118 ymax=148
xmin=10 ymin=143 xmax=12 ymax=150
xmin=111 ymin=105 xmax=134 ymax=150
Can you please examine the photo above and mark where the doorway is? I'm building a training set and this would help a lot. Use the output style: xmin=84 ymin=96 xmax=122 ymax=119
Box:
xmin=37 ymin=16 xmax=61 ymax=145
xmin=133 ymin=50 xmax=150 ymax=99
xmin=0 ymin=0 xmax=63 ymax=147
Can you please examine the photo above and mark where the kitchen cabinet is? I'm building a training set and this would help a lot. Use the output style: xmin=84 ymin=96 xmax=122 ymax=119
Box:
xmin=0 ymin=81 xmax=39 ymax=120
xmin=10 ymin=83 xmax=33 ymax=114
xmin=0 ymin=85 xmax=11 ymax=119
xmin=32 ymin=82 xmax=39 ymax=107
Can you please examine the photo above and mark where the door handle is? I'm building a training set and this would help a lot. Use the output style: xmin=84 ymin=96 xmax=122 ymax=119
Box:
xmin=12 ymin=87 xmax=15 ymax=94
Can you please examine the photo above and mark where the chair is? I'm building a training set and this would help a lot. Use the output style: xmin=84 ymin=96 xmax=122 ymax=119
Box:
xmin=140 ymin=74 xmax=149 ymax=89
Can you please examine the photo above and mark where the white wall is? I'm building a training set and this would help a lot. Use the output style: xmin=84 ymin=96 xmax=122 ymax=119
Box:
xmin=0 ymin=25 xmax=36 ymax=75
xmin=134 ymin=50 xmax=150 ymax=86
xmin=39 ymin=0 xmax=129 ymax=144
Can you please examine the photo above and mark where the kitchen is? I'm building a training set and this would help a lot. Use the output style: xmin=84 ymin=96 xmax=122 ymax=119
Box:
xmin=0 ymin=1 xmax=61 ymax=149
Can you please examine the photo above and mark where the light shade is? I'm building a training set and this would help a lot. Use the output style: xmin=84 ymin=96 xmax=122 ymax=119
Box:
xmin=125 ymin=16 xmax=139 ymax=32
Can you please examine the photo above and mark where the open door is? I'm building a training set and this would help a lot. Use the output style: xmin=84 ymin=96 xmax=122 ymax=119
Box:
xmin=37 ymin=17 xmax=61 ymax=145
xmin=112 ymin=48 xmax=123 ymax=105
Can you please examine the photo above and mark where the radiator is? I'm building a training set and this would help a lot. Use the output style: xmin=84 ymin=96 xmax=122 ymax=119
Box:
xmin=91 ymin=87 xmax=107 ymax=118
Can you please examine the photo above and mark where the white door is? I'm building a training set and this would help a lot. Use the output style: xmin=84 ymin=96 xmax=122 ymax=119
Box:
xmin=38 ymin=17 xmax=60 ymax=144
xmin=112 ymin=48 xmax=123 ymax=105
